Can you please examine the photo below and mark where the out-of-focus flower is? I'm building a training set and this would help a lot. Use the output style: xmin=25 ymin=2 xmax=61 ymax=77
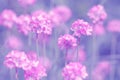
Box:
xmin=107 ymin=20 xmax=120 ymax=32
xmin=58 ymin=34 xmax=77 ymax=50
xmin=4 ymin=50 xmax=30 ymax=69
xmin=25 ymin=52 xmax=47 ymax=80
xmin=5 ymin=35 xmax=23 ymax=49
xmin=62 ymin=62 xmax=88 ymax=80
xmin=24 ymin=62 xmax=47 ymax=80
xmin=15 ymin=14 xmax=31 ymax=35
xmin=49 ymin=6 xmax=72 ymax=26
xmin=30 ymin=13 xmax=53 ymax=37
xmin=66 ymin=48 xmax=86 ymax=63
xmin=87 ymin=5 xmax=107 ymax=23
xmin=0 ymin=9 xmax=17 ymax=28
xmin=71 ymin=19 xmax=92 ymax=37
xmin=94 ymin=24 xmax=105 ymax=35
xmin=39 ymin=56 xmax=52 ymax=70
xmin=92 ymin=61 xmax=111 ymax=80
xmin=18 ymin=0 xmax=36 ymax=6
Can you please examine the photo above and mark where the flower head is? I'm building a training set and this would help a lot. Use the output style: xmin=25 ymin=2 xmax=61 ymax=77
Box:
xmin=18 ymin=0 xmax=36 ymax=6
xmin=15 ymin=14 xmax=31 ymax=35
xmin=58 ymin=34 xmax=77 ymax=50
xmin=4 ymin=50 xmax=30 ymax=69
xmin=30 ymin=13 xmax=53 ymax=36
xmin=25 ymin=52 xmax=47 ymax=80
xmin=0 ymin=9 xmax=17 ymax=28
xmin=87 ymin=5 xmax=107 ymax=23
xmin=107 ymin=20 xmax=120 ymax=32
xmin=71 ymin=19 xmax=92 ymax=37
xmin=49 ymin=6 xmax=72 ymax=26
xmin=62 ymin=62 xmax=88 ymax=80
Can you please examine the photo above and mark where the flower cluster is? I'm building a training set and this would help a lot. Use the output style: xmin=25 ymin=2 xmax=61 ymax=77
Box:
xmin=0 ymin=9 xmax=17 ymax=28
xmin=71 ymin=19 xmax=92 ymax=37
xmin=18 ymin=0 xmax=36 ymax=6
xmin=4 ymin=50 xmax=29 ymax=69
xmin=15 ymin=14 xmax=31 ymax=35
xmin=49 ymin=6 xmax=72 ymax=26
xmin=87 ymin=5 xmax=107 ymax=23
xmin=4 ymin=50 xmax=47 ymax=80
xmin=30 ymin=12 xmax=53 ymax=37
xmin=58 ymin=34 xmax=77 ymax=50
xmin=62 ymin=62 xmax=88 ymax=80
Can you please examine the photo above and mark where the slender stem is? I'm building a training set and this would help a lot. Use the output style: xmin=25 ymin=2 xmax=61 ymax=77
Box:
xmin=28 ymin=32 xmax=32 ymax=47
xmin=36 ymin=39 xmax=39 ymax=56
xmin=65 ymin=49 xmax=68 ymax=65
xmin=15 ymin=68 xmax=19 ymax=80
xmin=43 ymin=40 xmax=46 ymax=57
xmin=110 ymin=33 xmax=116 ymax=80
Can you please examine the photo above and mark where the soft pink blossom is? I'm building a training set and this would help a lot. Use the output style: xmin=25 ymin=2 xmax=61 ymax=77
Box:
xmin=94 ymin=24 xmax=105 ymax=35
xmin=49 ymin=6 xmax=72 ymax=26
xmin=107 ymin=20 xmax=120 ymax=32
xmin=62 ymin=62 xmax=88 ymax=80
xmin=0 ymin=9 xmax=17 ymax=28
xmin=30 ymin=13 xmax=53 ymax=36
xmin=92 ymin=61 xmax=111 ymax=80
xmin=58 ymin=34 xmax=77 ymax=50
xmin=71 ymin=19 xmax=92 ymax=37
xmin=15 ymin=14 xmax=31 ymax=35
xmin=88 ymin=5 xmax=107 ymax=23
xmin=25 ymin=52 xmax=47 ymax=80
xmin=18 ymin=0 xmax=36 ymax=6
xmin=5 ymin=35 xmax=23 ymax=49
xmin=4 ymin=50 xmax=30 ymax=69
xmin=39 ymin=56 xmax=52 ymax=70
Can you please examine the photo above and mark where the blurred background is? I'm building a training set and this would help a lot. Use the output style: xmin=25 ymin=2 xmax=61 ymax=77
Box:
xmin=0 ymin=0 xmax=120 ymax=80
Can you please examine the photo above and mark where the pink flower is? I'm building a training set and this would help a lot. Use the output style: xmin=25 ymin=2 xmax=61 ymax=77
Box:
xmin=24 ymin=62 xmax=47 ymax=80
xmin=49 ymin=6 xmax=72 ymax=26
xmin=71 ymin=19 xmax=92 ymax=37
xmin=107 ymin=20 xmax=120 ymax=32
xmin=58 ymin=34 xmax=77 ymax=50
xmin=4 ymin=50 xmax=30 ymax=69
xmin=92 ymin=61 xmax=111 ymax=80
xmin=0 ymin=9 xmax=17 ymax=28
xmin=18 ymin=0 xmax=36 ymax=6
xmin=62 ymin=62 xmax=88 ymax=80
xmin=30 ymin=13 xmax=53 ymax=36
xmin=39 ymin=56 xmax=52 ymax=70
xmin=5 ymin=35 xmax=23 ymax=49
xmin=94 ymin=24 xmax=105 ymax=35
xmin=66 ymin=48 xmax=86 ymax=63
xmin=25 ymin=52 xmax=47 ymax=80
xmin=87 ymin=5 xmax=107 ymax=23
xmin=15 ymin=14 xmax=31 ymax=35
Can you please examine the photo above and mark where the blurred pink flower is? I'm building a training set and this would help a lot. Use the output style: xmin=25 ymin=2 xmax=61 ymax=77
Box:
xmin=94 ymin=24 xmax=105 ymax=35
xmin=88 ymin=5 xmax=107 ymax=23
xmin=24 ymin=62 xmax=47 ymax=80
xmin=0 ymin=9 xmax=17 ymax=28
xmin=25 ymin=52 xmax=47 ymax=80
xmin=39 ymin=56 xmax=52 ymax=70
xmin=58 ymin=34 xmax=77 ymax=50
xmin=107 ymin=20 xmax=120 ymax=32
xmin=71 ymin=19 xmax=92 ymax=37
xmin=18 ymin=0 xmax=36 ymax=6
xmin=66 ymin=48 xmax=86 ymax=63
xmin=62 ymin=62 xmax=88 ymax=80
xmin=5 ymin=35 xmax=23 ymax=49
xmin=30 ymin=13 xmax=53 ymax=36
xmin=92 ymin=61 xmax=111 ymax=80
xmin=49 ymin=6 xmax=72 ymax=26
xmin=4 ymin=50 xmax=30 ymax=69
xmin=15 ymin=14 xmax=31 ymax=35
